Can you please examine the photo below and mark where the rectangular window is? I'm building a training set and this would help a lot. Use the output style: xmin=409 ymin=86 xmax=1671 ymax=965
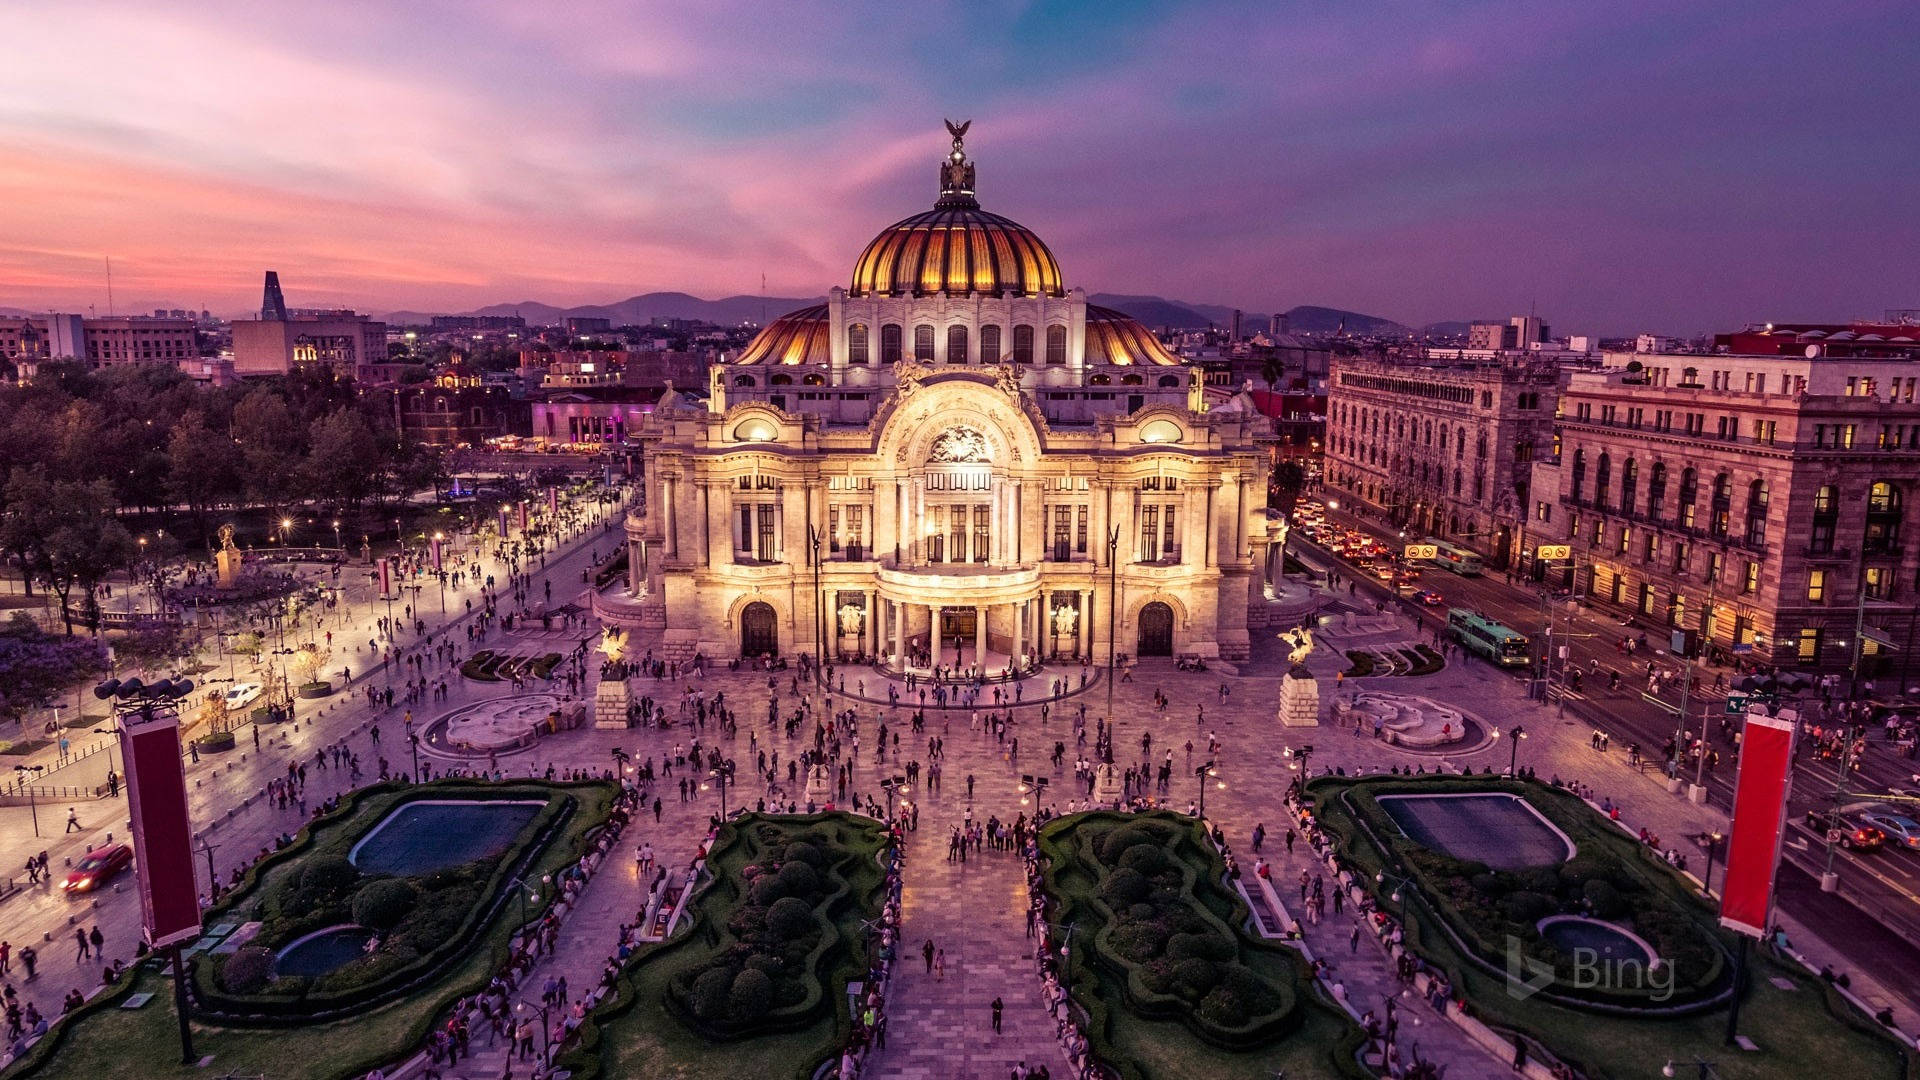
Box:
xmin=1866 ymin=566 xmax=1889 ymax=600
xmin=1743 ymin=560 xmax=1759 ymax=594
xmin=1807 ymin=569 xmax=1826 ymax=602
xmin=1639 ymin=582 xmax=1656 ymax=615
xmin=1617 ymin=526 xmax=1631 ymax=555
xmin=756 ymin=504 xmax=776 ymax=563
xmin=880 ymin=324 xmax=902 ymax=364
xmin=1813 ymin=424 xmax=1827 ymax=448
xmin=1076 ymin=505 xmax=1088 ymax=553
xmin=1163 ymin=507 xmax=1178 ymax=561
xmin=1140 ymin=506 xmax=1159 ymax=562
xmin=1052 ymin=507 xmax=1071 ymax=561
xmin=973 ymin=504 xmax=990 ymax=563
xmin=828 ymin=505 xmax=841 ymax=553
xmin=914 ymin=324 xmax=935 ymax=363
xmin=1841 ymin=424 xmax=1856 ymax=449
xmin=1045 ymin=325 xmax=1067 ymax=365
xmin=980 ymin=325 xmax=1001 ymax=364
xmin=1798 ymin=627 xmax=1821 ymax=662
xmin=1012 ymin=324 xmax=1034 ymax=364
xmin=948 ymin=506 xmax=966 ymax=563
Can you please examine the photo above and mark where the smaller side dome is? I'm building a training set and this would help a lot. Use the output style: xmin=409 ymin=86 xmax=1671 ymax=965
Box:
xmin=1084 ymin=305 xmax=1182 ymax=365
xmin=734 ymin=305 xmax=830 ymax=365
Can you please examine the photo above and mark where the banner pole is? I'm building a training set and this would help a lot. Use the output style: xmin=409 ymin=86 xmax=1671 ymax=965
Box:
xmin=171 ymin=944 xmax=196 ymax=1063
xmin=1723 ymin=934 xmax=1749 ymax=1046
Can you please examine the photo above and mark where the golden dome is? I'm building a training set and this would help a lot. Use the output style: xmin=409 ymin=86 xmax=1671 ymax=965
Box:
xmin=1084 ymin=305 xmax=1182 ymax=365
xmin=848 ymin=123 xmax=1064 ymax=299
xmin=734 ymin=304 xmax=829 ymax=365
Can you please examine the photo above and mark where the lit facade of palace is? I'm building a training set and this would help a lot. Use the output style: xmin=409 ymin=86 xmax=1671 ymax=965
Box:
xmin=605 ymin=126 xmax=1279 ymax=668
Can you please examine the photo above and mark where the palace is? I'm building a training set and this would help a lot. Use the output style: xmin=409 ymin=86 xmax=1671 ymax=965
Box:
xmin=605 ymin=124 xmax=1280 ymax=670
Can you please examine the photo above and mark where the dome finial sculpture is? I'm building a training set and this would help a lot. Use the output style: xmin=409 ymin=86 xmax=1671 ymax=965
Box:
xmin=936 ymin=118 xmax=977 ymax=209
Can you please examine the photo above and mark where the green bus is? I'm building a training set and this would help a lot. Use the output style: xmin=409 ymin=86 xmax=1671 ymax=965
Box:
xmin=1447 ymin=608 xmax=1531 ymax=667
xmin=1431 ymin=541 xmax=1483 ymax=576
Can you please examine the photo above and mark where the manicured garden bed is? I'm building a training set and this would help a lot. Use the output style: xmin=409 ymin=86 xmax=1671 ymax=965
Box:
xmin=4 ymin=779 xmax=616 ymax=1080
xmin=458 ymin=649 xmax=564 ymax=682
xmin=1341 ymin=651 xmax=1375 ymax=678
xmin=1038 ymin=811 xmax=1368 ymax=1079
xmin=1309 ymin=774 xmax=1915 ymax=1079
xmin=558 ymin=813 xmax=889 ymax=1080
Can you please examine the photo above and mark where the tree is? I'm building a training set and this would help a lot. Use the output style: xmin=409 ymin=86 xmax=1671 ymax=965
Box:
xmin=232 ymin=388 xmax=302 ymax=507
xmin=293 ymin=641 xmax=332 ymax=687
xmin=167 ymin=411 xmax=241 ymax=539
xmin=302 ymin=408 xmax=380 ymax=510
xmin=0 ymin=613 xmax=107 ymax=731
xmin=40 ymin=480 xmax=135 ymax=635
xmin=0 ymin=465 xmax=51 ymax=596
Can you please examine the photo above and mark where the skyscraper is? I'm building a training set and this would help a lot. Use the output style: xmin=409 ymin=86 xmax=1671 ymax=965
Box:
xmin=260 ymin=270 xmax=288 ymax=321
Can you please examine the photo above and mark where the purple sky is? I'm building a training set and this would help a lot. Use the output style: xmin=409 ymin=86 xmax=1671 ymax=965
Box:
xmin=2 ymin=0 xmax=1914 ymax=334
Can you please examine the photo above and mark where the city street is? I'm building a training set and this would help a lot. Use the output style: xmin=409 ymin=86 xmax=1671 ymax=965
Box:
xmin=1301 ymin=502 xmax=1920 ymax=1011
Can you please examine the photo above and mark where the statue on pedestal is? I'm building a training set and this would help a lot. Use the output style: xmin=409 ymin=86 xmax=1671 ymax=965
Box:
xmin=214 ymin=523 xmax=242 ymax=590
xmin=804 ymin=763 xmax=832 ymax=803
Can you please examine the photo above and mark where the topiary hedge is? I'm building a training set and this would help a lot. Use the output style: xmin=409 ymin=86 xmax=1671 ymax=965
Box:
xmin=188 ymin=781 xmax=605 ymax=1024
xmin=1040 ymin=811 xmax=1301 ymax=1049
xmin=1319 ymin=776 xmax=1728 ymax=1010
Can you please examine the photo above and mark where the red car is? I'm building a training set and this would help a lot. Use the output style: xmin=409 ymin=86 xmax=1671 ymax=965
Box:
xmin=1414 ymin=589 xmax=1447 ymax=607
xmin=64 ymin=844 xmax=132 ymax=894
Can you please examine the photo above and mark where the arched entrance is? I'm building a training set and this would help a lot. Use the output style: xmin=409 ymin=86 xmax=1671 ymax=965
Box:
xmin=740 ymin=602 xmax=777 ymax=657
xmin=1138 ymin=602 xmax=1174 ymax=657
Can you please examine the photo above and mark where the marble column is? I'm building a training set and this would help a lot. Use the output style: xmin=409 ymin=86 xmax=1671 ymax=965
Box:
xmin=1080 ymin=589 xmax=1093 ymax=658
xmin=893 ymin=598 xmax=905 ymax=669
xmin=1012 ymin=598 xmax=1024 ymax=667
xmin=975 ymin=605 xmax=986 ymax=668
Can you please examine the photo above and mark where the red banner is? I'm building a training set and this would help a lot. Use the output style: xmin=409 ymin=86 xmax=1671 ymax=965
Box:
xmin=517 ymin=501 xmax=529 ymax=530
xmin=119 ymin=711 xmax=201 ymax=948
xmin=430 ymin=538 xmax=443 ymax=572
xmin=498 ymin=507 xmax=510 ymax=537
xmin=547 ymin=486 xmax=559 ymax=515
xmin=1720 ymin=709 xmax=1798 ymax=938
xmin=377 ymin=557 xmax=392 ymax=597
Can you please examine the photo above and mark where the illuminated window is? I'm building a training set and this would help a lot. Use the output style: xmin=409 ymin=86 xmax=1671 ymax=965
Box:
xmin=1797 ymin=627 xmax=1821 ymax=662
xmin=1807 ymin=570 xmax=1826 ymax=602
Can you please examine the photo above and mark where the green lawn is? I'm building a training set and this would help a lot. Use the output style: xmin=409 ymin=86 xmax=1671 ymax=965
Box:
xmin=563 ymin=813 xmax=889 ymax=1080
xmin=7 ymin=780 xmax=616 ymax=1080
xmin=1309 ymin=774 xmax=1915 ymax=1080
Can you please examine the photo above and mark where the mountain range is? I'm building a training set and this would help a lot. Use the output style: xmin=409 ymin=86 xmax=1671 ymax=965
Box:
xmin=377 ymin=292 xmax=1411 ymax=336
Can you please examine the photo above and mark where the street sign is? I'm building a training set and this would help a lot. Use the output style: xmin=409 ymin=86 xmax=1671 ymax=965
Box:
xmin=1404 ymin=544 xmax=1438 ymax=560
xmin=1724 ymin=693 xmax=1749 ymax=714
xmin=1536 ymin=544 xmax=1572 ymax=561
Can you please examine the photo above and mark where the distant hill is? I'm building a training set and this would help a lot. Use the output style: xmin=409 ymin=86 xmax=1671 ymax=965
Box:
xmin=1420 ymin=321 xmax=1472 ymax=338
xmin=1091 ymin=294 xmax=1407 ymax=336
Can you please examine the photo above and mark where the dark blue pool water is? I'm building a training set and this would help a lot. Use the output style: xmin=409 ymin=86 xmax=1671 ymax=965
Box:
xmin=1379 ymin=793 xmax=1574 ymax=870
xmin=1539 ymin=917 xmax=1656 ymax=965
xmin=348 ymin=800 xmax=543 ymax=877
xmin=275 ymin=925 xmax=375 ymax=977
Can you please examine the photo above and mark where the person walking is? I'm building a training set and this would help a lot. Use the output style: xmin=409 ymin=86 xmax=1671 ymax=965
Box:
xmin=991 ymin=996 xmax=1004 ymax=1034
xmin=65 ymin=808 xmax=79 ymax=834
xmin=87 ymin=926 xmax=103 ymax=957
xmin=73 ymin=928 xmax=89 ymax=962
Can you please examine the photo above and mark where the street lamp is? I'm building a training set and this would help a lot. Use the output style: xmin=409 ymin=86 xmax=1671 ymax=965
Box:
xmin=408 ymin=731 xmax=422 ymax=781
xmin=281 ymin=517 xmax=293 ymax=546
xmin=1195 ymin=760 xmax=1219 ymax=817
xmin=332 ymin=520 xmax=342 ymax=550
xmin=1701 ymin=831 xmax=1725 ymax=899
xmin=1507 ymin=724 xmax=1528 ymax=778
xmin=1104 ymin=523 xmax=1120 ymax=756
xmin=12 ymin=764 xmax=44 ymax=835
xmin=515 ymin=998 xmax=553 ymax=1067
xmin=1374 ymin=870 xmax=1414 ymax=910
xmin=706 ymin=763 xmax=734 ymax=821
xmin=92 ymin=726 xmax=118 ymax=777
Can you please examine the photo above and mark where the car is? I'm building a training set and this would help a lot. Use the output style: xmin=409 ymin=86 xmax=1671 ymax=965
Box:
xmin=1395 ymin=580 xmax=1420 ymax=597
xmin=1860 ymin=811 xmax=1920 ymax=850
xmin=1414 ymin=589 xmax=1447 ymax=607
xmin=1374 ymin=565 xmax=1397 ymax=582
xmin=64 ymin=844 xmax=132 ymax=894
xmin=223 ymin=682 xmax=263 ymax=710
xmin=1805 ymin=809 xmax=1886 ymax=851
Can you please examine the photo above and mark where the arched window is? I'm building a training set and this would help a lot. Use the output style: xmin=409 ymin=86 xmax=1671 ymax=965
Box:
xmin=1012 ymin=324 xmax=1034 ymax=364
xmin=1439 ymin=426 xmax=1448 ymax=449
xmin=1121 ymin=373 xmax=1143 ymax=385
xmin=1594 ymin=453 xmax=1611 ymax=509
xmin=1677 ymin=468 xmax=1698 ymax=528
xmin=980 ymin=324 xmax=1002 ymax=363
xmin=1570 ymin=449 xmax=1586 ymax=502
xmin=1476 ymin=431 xmax=1488 ymax=458
xmin=1455 ymin=426 xmax=1466 ymax=459
xmin=1158 ymin=375 xmax=1180 ymax=387
xmin=913 ymin=325 xmax=935 ymax=362
xmin=1620 ymin=459 xmax=1638 ymax=515
xmin=734 ymin=374 xmax=756 ymax=387
xmin=1045 ymin=324 xmax=1067 ymax=365
xmin=770 ymin=373 xmax=793 ymax=386
xmin=1425 ymin=420 xmax=1434 ymax=446
xmin=1647 ymin=463 xmax=1667 ymax=518
xmin=946 ymin=324 xmax=968 ymax=364
xmin=847 ymin=323 xmax=868 ymax=365
xmin=880 ymin=324 xmax=902 ymax=364
xmin=802 ymin=373 xmax=824 ymax=386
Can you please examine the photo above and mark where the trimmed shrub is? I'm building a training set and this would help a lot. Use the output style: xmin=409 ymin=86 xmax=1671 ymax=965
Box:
xmin=1109 ymin=922 xmax=1164 ymax=962
xmin=775 ymin=860 xmax=820 ymax=898
xmin=689 ymin=967 xmax=734 ymax=1021
xmin=728 ymin=968 xmax=774 ymax=1022
xmin=1167 ymin=931 xmax=1235 ymax=964
xmin=1583 ymin=880 xmax=1627 ymax=920
xmin=1118 ymin=843 xmax=1173 ymax=877
xmin=222 ymin=945 xmax=274 ymax=993
xmin=352 ymin=879 xmax=420 ymax=931
xmin=766 ymin=896 xmax=816 ymax=939
xmin=300 ymin=855 xmax=360 ymax=897
xmin=782 ymin=840 xmax=823 ymax=867
xmin=1100 ymin=867 xmax=1150 ymax=908
xmin=1500 ymin=890 xmax=1556 ymax=924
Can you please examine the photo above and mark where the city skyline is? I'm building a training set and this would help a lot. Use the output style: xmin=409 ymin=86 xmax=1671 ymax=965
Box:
xmin=3 ymin=0 xmax=1915 ymax=335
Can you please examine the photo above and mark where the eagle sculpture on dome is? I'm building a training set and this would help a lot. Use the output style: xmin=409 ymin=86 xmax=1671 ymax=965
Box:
xmin=945 ymin=118 xmax=970 ymax=152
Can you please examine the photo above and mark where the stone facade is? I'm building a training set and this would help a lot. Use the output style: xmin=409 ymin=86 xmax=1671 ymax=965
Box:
xmin=1324 ymin=356 xmax=1560 ymax=566
xmin=1531 ymin=351 xmax=1920 ymax=674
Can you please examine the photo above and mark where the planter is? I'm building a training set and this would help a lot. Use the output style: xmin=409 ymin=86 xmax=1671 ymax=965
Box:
xmin=297 ymin=681 xmax=335 ymax=699
xmin=198 ymin=731 xmax=238 ymax=753
xmin=251 ymin=705 xmax=281 ymax=724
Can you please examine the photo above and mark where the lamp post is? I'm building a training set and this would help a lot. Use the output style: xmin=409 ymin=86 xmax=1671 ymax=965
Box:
xmin=12 ymin=765 xmax=44 ymax=835
xmin=515 ymin=998 xmax=553 ymax=1067
xmin=1701 ymin=831 xmax=1725 ymax=899
xmin=433 ymin=533 xmax=447 ymax=613
xmin=1507 ymin=724 xmax=1528 ymax=778
xmin=408 ymin=731 xmax=421 ymax=782
xmin=1104 ymin=523 xmax=1120 ymax=746
xmin=1373 ymin=870 xmax=1414 ymax=913
xmin=332 ymin=519 xmax=342 ymax=552
xmin=1195 ymin=760 xmax=1218 ymax=818
xmin=707 ymin=763 xmax=733 ymax=821
xmin=92 ymin=726 xmax=118 ymax=777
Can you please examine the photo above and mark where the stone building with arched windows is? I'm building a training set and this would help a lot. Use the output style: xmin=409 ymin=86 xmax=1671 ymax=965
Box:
xmin=600 ymin=126 xmax=1279 ymax=668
